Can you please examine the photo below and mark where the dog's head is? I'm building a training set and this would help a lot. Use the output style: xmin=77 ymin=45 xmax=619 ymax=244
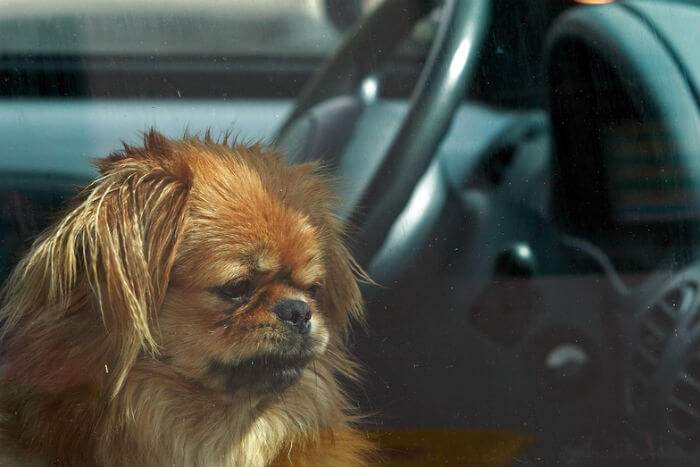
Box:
xmin=0 ymin=131 xmax=364 ymax=398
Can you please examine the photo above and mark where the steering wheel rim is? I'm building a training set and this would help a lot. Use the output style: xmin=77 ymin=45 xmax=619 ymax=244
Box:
xmin=276 ymin=0 xmax=491 ymax=268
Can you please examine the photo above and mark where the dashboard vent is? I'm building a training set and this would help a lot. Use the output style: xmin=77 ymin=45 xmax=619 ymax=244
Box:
xmin=669 ymin=338 xmax=700 ymax=450
xmin=630 ymin=279 xmax=700 ymax=452
xmin=632 ymin=283 xmax=694 ymax=387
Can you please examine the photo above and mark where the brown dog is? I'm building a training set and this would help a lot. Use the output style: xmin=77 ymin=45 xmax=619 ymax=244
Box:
xmin=0 ymin=131 xmax=373 ymax=466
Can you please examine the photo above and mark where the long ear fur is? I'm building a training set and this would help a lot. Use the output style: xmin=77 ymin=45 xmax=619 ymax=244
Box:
xmin=0 ymin=131 xmax=191 ymax=395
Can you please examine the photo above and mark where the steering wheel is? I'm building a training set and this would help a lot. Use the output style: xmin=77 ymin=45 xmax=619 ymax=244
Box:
xmin=275 ymin=0 xmax=491 ymax=268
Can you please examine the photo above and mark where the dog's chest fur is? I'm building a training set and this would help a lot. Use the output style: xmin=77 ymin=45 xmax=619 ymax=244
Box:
xmin=0 ymin=364 xmax=357 ymax=467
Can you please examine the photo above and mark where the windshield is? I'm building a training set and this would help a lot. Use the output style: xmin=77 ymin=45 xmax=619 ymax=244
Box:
xmin=2 ymin=1 xmax=700 ymax=466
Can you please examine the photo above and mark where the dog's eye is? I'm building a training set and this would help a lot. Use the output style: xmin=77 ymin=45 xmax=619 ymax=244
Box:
xmin=307 ymin=284 xmax=321 ymax=299
xmin=215 ymin=279 xmax=253 ymax=302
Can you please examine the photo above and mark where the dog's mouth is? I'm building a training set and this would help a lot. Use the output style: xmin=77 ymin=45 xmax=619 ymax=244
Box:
xmin=209 ymin=350 xmax=315 ymax=395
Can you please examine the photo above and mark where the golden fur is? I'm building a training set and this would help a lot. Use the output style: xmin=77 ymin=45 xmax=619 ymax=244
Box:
xmin=0 ymin=131 xmax=373 ymax=466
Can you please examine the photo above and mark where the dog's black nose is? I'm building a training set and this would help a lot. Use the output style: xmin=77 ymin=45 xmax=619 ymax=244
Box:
xmin=272 ymin=299 xmax=311 ymax=334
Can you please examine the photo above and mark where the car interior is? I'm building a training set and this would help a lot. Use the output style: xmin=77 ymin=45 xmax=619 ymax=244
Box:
xmin=1 ymin=0 xmax=700 ymax=465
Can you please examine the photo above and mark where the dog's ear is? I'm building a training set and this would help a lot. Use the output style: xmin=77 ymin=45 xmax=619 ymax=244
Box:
xmin=313 ymin=213 xmax=369 ymax=381
xmin=1 ymin=131 xmax=191 ymax=394
xmin=316 ymin=206 xmax=368 ymax=333
xmin=88 ymin=132 xmax=192 ymax=384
